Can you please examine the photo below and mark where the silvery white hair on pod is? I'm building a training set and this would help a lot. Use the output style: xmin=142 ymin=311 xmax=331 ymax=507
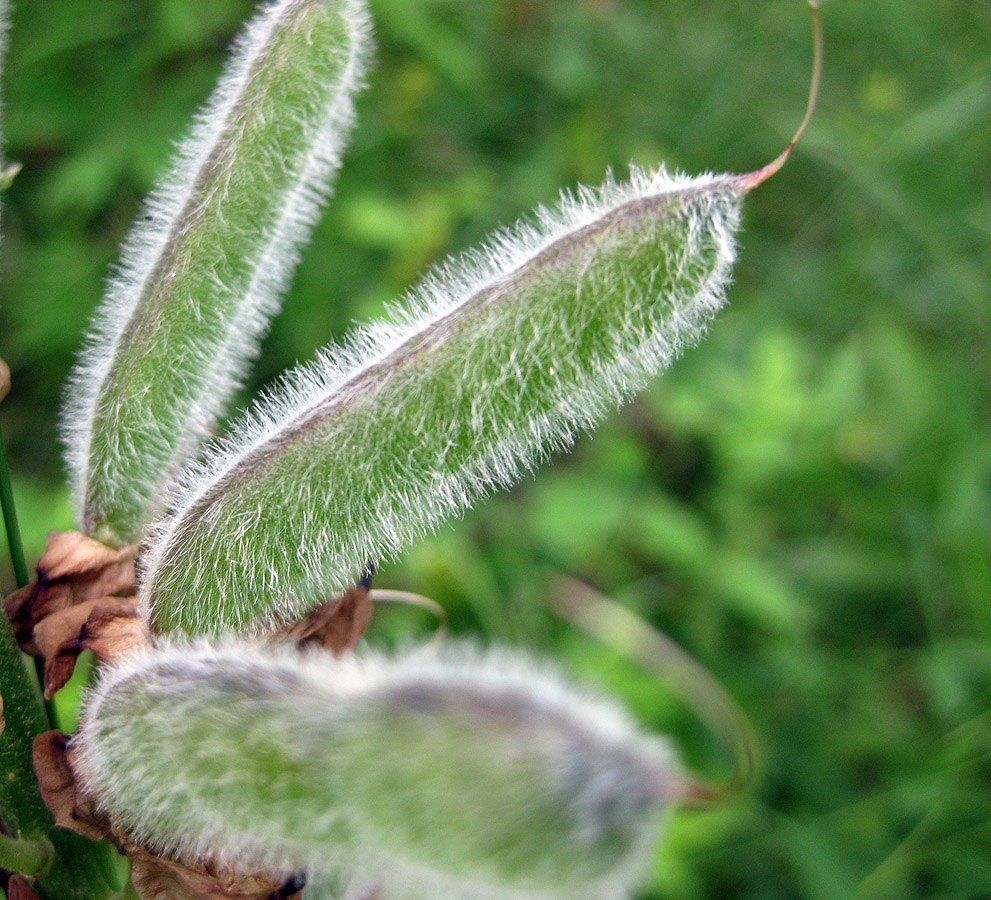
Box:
xmin=60 ymin=0 xmax=372 ymax=544
xmin=141 ymin=165 xmax=742 ymax=636
xmin=72 ymin=641 xmax=679 ymax=900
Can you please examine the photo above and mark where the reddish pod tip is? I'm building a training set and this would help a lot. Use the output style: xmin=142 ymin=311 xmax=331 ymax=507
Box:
xmin=738 ymin=0 xmax=823 ymax=192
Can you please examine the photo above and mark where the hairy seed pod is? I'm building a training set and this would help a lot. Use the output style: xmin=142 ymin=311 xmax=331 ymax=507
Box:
xmin=62 ymin=0 xmax=371 ymax=546
xmin=142 ymin=167 xmax=742 ymax=636
xmin=73 ymin=643 xmax=678 ymax=900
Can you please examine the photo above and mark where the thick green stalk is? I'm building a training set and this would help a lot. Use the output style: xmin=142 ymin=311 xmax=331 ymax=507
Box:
xmin=0 ymin=605 xmax=49 ymax=837
xmin=0 ymin=411 xmax=120 ymax=898
xmin=0 ymin=450 xmax=116 ymax=895
xmin=0 ymin=592 xmax=117 ymax=899
xmin=1 ymin=340 xmax=113 ymax=900
xmin=0 ymin=832 xmax=53 ymax=877
xmin=0 ymin=384 xmax=114 ymax=893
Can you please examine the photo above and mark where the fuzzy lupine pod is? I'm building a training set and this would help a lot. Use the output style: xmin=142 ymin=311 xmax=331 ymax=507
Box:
xmin=62 ymin=0 xmax=371 ymax=547
xmin=73 ymin=642 xmax=677 ymax=900
xmin=143 ymin=167 xmax=743 ymax=636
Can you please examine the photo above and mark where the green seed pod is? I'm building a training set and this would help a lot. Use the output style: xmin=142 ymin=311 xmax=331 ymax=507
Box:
xmin=73 ymin=642 xmax=678 ymax=900
xmin=63 ymin=0 xmax=371 ymax=546
xmin=143 ymin=167 xmax=743 ymax=637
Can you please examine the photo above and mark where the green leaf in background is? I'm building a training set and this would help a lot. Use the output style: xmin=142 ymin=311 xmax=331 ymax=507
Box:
xmin=141 ymin=167 xmax=743 ymax=637
xmin=74 ymin=641 xmax=677 ymax=900
xmin=62 ymin=0 xmax=371 ymax=547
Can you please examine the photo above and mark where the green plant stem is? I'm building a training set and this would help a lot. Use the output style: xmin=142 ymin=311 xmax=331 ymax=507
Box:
xmin=0 ymin=419 xmax=58 ymax=728
xmin=0 ymin=418 xmax=52 ymax=841
xmin=0 ymin=607 xmax=118 ymax=900
xmin=0 ymin=832 xmax=54 ymax=876
xmin=0 ymin=422 xmax=28 ymax=589
xmin=0 ymin=423 xmax=114 ymax=898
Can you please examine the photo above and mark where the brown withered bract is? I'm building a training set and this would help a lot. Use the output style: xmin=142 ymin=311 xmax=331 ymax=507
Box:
xmin=32 ymin=730 xmax=110 ymax=843
xmin=271 ymin=583 xmax=373 ymax=655
xmin=4 ymin=530 xmax=139 ymax=654
xmin=33 ymin=595 xmax=144 ymax=698
xmin=129 ymin=854 xmax=305 ymax=900
xmin=5 ymin=875 xmax=43 ymax=900
xmin=32 ymin=732 xmax=303 ymax=900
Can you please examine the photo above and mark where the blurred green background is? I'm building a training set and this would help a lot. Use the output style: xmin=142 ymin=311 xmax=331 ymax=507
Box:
xmin=1 ymin=0 xmax=990 ymax=898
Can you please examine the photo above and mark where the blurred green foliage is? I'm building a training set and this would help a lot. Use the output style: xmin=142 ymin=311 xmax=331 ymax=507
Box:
xmin=1 ymin=1 xmax=989 ymax=898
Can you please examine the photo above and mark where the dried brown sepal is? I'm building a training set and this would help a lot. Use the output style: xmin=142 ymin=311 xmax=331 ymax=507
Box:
xmin=272 ymin=584 xmax=372 ymax=655
xmin=32 ymin=731 xmax=303 ymax=900
xmin=33 ymin=595 xmax=146 ymax=698
xmin=0 ymin=356 xmax=10 ymax=404
xmin=129 ymin=855 xmax=303 ymax=900
xmin=4 ymin=531 xmax=138 ymax=654
xmin=32 ymin=730 xmax=111 ymax=842
xmin=5 ymin=874 xmax=42 ymax=900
